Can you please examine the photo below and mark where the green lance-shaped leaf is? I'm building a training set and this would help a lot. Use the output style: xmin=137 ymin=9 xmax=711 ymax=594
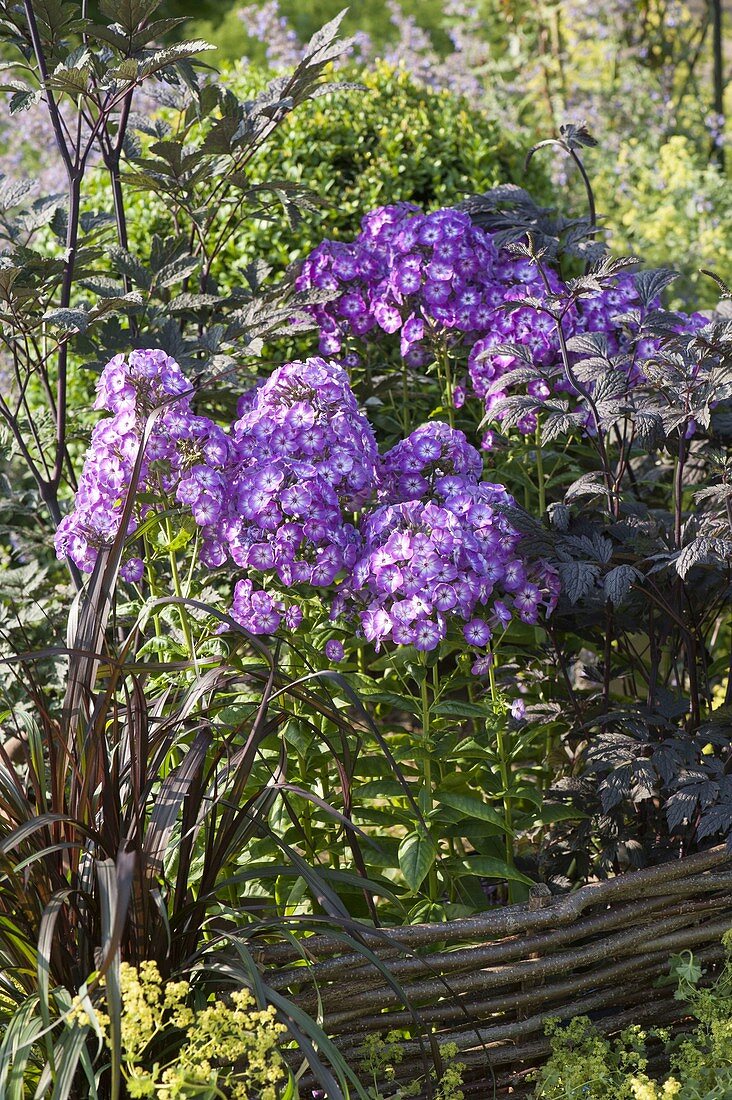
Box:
xmin=431 ymin=699 xmax=493 ymax=718
xmin=435 ymin=789 xmax=513 ymax=832
xmin=398 ymin=827 xmax=436 ymax=891
xmin=446 ymin=855 xmax=535 ymax=885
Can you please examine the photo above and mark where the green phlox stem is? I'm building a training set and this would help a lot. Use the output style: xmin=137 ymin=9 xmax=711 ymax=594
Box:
xmin=488 ymin=651 xmax=517 ymax=902
xmin=419 ymin=651 xmax=439 ymax=901
xmin=142 ymin=531 xmax=163 ymax=639
xmin=184 ymin=527 xmax=200 ymax=598
xmin=535 ymin=423 xmax=546 ymax=517
xmin=436 ymin=338 xmax=456 ymax=428
xmin=163 ymin=514 xmax=196 ymax=667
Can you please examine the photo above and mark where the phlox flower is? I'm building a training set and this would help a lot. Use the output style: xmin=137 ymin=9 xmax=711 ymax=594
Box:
xmin=325 ymin=639 xmax=345 ymax=662
xmin=55 ymin=350 xmax=229 ymax=577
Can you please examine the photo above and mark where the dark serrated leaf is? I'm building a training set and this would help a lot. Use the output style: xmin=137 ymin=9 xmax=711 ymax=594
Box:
xmin=43 ymin=306 xmax=89 ymax=332
xmin=565 ymin=472 xmax=607 ymax=502
xmin=603 ymin=565 xmax=641 ymax=607
xmin=168 ymin=292 xmax=222 ymax=311
xmin=556 ymin=560 xmax=601 ymax=603
xmin=634 ymin=268 xmax=679 ymax=307
xmin=10 ymin=88 xmax=42 ymax=114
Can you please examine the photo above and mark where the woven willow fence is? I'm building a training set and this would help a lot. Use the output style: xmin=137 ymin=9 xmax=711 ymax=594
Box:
xmin=262 ymin=847 xmax=732 ymax=1097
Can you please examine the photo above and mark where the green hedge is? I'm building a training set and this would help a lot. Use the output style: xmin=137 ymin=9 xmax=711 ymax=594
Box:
xmin=101 ymin=61 xmax=549 ymax=289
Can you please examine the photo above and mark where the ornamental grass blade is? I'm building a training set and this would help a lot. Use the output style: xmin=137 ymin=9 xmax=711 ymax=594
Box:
xmin=12 ymin=841 xmax=82 ymax=874
xmin=194 ymin=661 xmax=279 ymax=879
xmin=143 ymin=727 xmax=212 ymax=875
xmin=0 ymin=911 xmax=37 ymax=970
xmin=193 ymin=780 xmax=283 ymax=914
xmin=269 ymin=835 xmax=350 ymax=922
xmin=96 ymin=858 xmax=123 ymax=1100
xmin=0 ymin=998 xmax=45 ymax=1099
xmin=274 ymin=783 xmax=372 ymax=842
xmin=262 ymin=987 xmax=360 ymax=1100
xmin=0 ymin=813 xmax=100 ymax=855
xmin=37 ymin=889 xmax=75 ymax=1077
xmin=97 ymin=847 xmax=136 ymax=977
xmin=215 ymin=865 xmax=401 ymax=909
xmin=46 ymin=1024 xmax=89 ymax=1100
xmin=123 ymin=676 xmax=149 ymax=821
xmin=75 ymin=1038 xmax=101 ymax=1099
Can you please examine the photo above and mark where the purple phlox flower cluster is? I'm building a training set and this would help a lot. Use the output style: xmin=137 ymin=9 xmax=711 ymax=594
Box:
xmin=220 ymin=367 xmax=559 ymax=648
xmin=298 ymin=206 xmax=711 ymax=444
xmin=563 ymin=285 xmax=706 ymax=435
xmin=563 ymin=281 xmax=707 ymax=406
xmin=55 ymin=350 xmax=231 ymax=582
xmin=297 ymin=203 xmax=501 ymax=367
xmin=297 ymin=203 xmax=569 ymax=438
xmin=295 ymin=204 xmax=415 ymax=355
xmin=556 ymin=279 xmax=704 ymax=411
xmin=377 ymin=420 xmax=482 ymax=504
xmin=230 ymin=578 xmax=304 ymax=635
xmin=60 ymin=352 xmax=561 ymax=657
xmin=465 ymin=259 xmax=569 ymax=437
xmin=232 ymin=357 xmax=378 ymax=509
xmin=337 ymin=487 xmax=557 ymax=656
xmin=201 ymin=358 xmax=375 ymax=631
xmin=93 ymin=347 xmax=191 ymax=414
xmin=467 ymin=273 xmax=647 ymax=433
xmin=335 ymin=421 xmax=559 ymax=660
xmin=212 ymin=457 xmax=362 ymax=590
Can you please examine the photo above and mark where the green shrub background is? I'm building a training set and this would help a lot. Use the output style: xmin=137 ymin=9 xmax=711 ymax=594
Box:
xmin=105 ymin=61 xmax=549 ymax=289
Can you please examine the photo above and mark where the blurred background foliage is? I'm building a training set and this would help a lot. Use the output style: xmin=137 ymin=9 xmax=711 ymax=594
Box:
xmin=98 ymin=0 xmax=732 ymax=307
xmin=160 ymin=0 xmax=456 ymax=63
xmin=83 ymin=61 xmax=549 ymax=293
